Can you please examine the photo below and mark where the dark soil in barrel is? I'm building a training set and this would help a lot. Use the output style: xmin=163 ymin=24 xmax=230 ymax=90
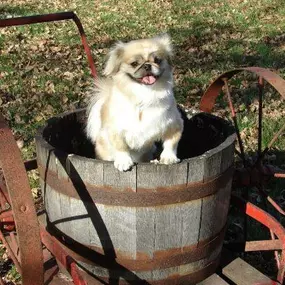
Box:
xmin=42 ymin=108 xmax=234 ymax=160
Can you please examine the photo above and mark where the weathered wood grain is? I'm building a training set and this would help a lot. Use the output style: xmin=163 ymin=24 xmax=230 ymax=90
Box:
xmin=136 ymin=207 xmax=155 ymax=258
xmin=181 ymin=199 xmax=202 ymax=248
xmin=69 ymin=197 xmax=90 ymax=245
xmin=68 ymin=155 xmax=104 ymax=186
xmin=198 ymin=273 xmax=229 ymax=285
xmin=222 ymin=258 xmax=272 ymax=285
xmin=137 ymin=162 xmax=188 ymax=189
xmin=103 ymin=162 xmax=136 ymax=191
xmin=88 ymin=203 xmax=105 ymax=248
xmin=154 ymin=204 xmax=183 ymax=251
xmin=198 ymin=180 xmax=232 ymax=241
xmin=187 ymin=156 xmax=205 ymax=183
xmin=220 ymin=141 xmax=235 ymax=173
xmin=58 ymin=192 xmax=72 ymax=236
xmin=203 ymin=148 xmax=222 ymax=180
xmin=45 ymin=184 xmax=62 ymax=229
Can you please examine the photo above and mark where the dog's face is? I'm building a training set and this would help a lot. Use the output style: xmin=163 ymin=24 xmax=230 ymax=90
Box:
xmin=103 ymin=34 xmax=173 ymax=86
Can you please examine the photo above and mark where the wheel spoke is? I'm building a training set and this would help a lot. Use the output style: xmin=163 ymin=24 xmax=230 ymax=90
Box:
xmin=256 ymin=184 xmax=285 ymax=216
xmin=258 ymin=77 xmax=264 ymax=158
xmin=270 ymin=230 xmax=281 ymax=269
xmin=222 ymin=78 xmax=247 ymax=167
xmin=260 ymin=183 xmax=282 ymax=269
xmin=0 ymin=230 xmax=22 ymax=274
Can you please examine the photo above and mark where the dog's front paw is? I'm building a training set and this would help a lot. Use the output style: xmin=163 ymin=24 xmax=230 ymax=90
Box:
xmin=114 ymin=152 xmax=134 ymax=171
xmin=159 ymin=150 xmax=180 ymax=165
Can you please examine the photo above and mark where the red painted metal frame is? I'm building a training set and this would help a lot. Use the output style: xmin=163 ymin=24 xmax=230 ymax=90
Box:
xmin=0 ymin=114 xmax=44 ymax=285
xmin=40 ymin=225 xmax=87 ymax=285
xmin=200 ymin=67 xmax=285 ymax=113
xmin=231 ymin=195 xmax=285 ymax=284
xmin=0 ymin=11 xmax=97 ymax=285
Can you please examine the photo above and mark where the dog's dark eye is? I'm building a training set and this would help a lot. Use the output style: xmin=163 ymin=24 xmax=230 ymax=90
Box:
xmin=154 ymin=56 xmax=162 ymax=64
xmin=130 ymin=61 xmax=139 ymax=68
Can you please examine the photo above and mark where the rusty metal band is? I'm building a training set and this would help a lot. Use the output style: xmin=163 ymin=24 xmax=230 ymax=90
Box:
xmin=38 ymin=163 xmax=233 ymax=206
xmin=0 ymin=11 xmax=97 ymax=80
xmin=40 ymin=225 xmax=87 ymax=285
xmin=46 ymin=221 xmax=225 ymax=271
xmin=91 ymin=256 xmax=220 ymax=285
xmin=200 ymin=67 xmax=285 ymax=113
xmin=0 ymin=114 xmax=44 ymax=285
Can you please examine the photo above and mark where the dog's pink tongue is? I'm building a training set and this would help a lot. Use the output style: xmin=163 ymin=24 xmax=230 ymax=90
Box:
xmin=141 ymin=75 xmax=156 ymax=85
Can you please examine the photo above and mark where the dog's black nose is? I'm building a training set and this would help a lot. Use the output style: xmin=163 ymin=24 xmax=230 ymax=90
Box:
xmin=144 ymin=64 xmax=151 ymax=71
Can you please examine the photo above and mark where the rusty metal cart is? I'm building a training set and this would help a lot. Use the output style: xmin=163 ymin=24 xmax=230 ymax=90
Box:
xmin=0 ymin=12 xmax=285 ymax=285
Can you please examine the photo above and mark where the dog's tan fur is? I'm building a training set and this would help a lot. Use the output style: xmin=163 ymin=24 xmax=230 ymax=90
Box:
xmin=86 ymin=34 xmax=183 ymax=171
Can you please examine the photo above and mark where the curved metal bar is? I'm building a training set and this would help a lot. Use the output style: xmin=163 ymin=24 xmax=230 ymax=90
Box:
xmin=0 ymin=11 xmax=97 ymax=80
xmin=0 ymin=115 xmax=44 ymax=285
xmin=231 ymin=195 xmax=285 ymax=283
xmin=200 ymin=67 xmax=285 ymax=113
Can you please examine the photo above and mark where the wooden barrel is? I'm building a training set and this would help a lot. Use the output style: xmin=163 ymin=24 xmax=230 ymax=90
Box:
xmin=35 ymin=109 xmax=235 ymax=284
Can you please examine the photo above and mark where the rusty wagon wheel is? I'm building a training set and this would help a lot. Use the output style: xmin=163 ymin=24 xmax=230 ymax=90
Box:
xmin=200 ymin=67 xmax=285 ymax=210
xmin=0 ymin=114 xmax=44 ymax=285
xmin=200 ymin=66 xmax=285 ymax=279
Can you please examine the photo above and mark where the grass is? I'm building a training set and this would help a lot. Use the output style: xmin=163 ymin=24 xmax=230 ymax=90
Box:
xmin=1 ymin=0 xmax=285 ymax=282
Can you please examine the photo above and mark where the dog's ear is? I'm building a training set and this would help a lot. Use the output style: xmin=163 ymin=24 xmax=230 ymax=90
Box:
xmin=103 ymin=42 xmax=125 ymax=76
xmin=154 ymin=33 xmax=173 ymax=56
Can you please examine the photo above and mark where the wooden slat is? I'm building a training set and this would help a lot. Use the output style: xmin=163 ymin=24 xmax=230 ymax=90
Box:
xmin=203 ymin=149 xmax=222 ymax=180
xmin=103 ymin=205 xmax=137 ymax=258
xmin=198 ymin=273 xmax=229 ymax=285
xmin=68 ymin=155 xmax=104 ymax=186
xmin=187 ymin=157 xmax=205 ymax=183
xmin=136 ymin=207 xmax=155 ymax=258
xmin=69 ymin=198 xmax=90 ymax=245
xmin=220 ymin=143 xmax=235 ymax=173
xmin=222 ymin=258 xmax=272 ymax=285
xmin=103 ymin=162 xmax=136 ymax=191
xmin=88 ymin=203 xmax=106 ymax=247
xmin=154 ymin=204 xmax=183 ymax=250
xmin=59 ymin=191 xmax=72 ymax=235
xmin=45 ymin=184 xmax=62 ymax=227
xmin=199 ymin=146 xmax=222 ymax=241
xmin=181 ymin=199 xmax=202 ymax=247
xmin=198 ymin=179 xmax=232 ymax=240
xmin=137 ymin=162 xmax=188 ymax=189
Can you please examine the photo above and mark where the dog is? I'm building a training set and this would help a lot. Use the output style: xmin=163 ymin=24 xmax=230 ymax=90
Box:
xmin=86 ymin=34 xmax=183 ymax=171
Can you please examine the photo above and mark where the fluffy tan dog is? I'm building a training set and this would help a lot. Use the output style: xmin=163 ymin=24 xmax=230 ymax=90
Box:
xmin=86 ymin=34 xmax=183 ymax=171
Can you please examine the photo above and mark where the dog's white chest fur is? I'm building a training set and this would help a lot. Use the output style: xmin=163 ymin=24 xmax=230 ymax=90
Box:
xmin=112 ymin=85 xmax=177 ymax=150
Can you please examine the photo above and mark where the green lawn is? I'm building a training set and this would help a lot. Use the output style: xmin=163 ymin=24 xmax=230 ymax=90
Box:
xmin=1 ymin=0 xmax=285 ymax=282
